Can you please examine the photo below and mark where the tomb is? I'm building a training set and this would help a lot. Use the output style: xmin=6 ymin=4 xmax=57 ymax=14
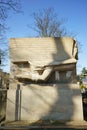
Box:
xmin=6 ymin=37 xmax=83 ymax=123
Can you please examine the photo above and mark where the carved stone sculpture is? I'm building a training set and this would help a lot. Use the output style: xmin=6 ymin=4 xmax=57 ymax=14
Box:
xmin=10 ymin=37 xmax=78 ymax=83
xmin=6 ymin=37 xmax=83 ymax=122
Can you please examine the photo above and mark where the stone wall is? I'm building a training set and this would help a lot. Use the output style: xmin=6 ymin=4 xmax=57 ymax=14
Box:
xmin=0 ymin=72 xmax=9 ymax=89
xmin=6 ymin=83 xmax=83 ymax=123
xmin=0 ymin=89 xmax=7 ymax=125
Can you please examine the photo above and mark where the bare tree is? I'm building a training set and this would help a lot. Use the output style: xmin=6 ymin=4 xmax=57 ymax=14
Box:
xmin=0 ymin=0 xmax=21 ymax=69
xmin=30 ymin=8 xmax=81 ymax=56
xmin=31 ymin=8 xmax=67 ymax=37
xmin=0 ymin=0 xmax=21 ymax=19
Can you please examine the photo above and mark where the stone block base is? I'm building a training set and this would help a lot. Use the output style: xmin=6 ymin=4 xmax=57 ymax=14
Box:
xmin=6 ymin=84 xmax=83 ymax=122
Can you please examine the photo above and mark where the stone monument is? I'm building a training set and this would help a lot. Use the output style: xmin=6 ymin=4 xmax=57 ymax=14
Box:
xmin=6 ymin=37 xmax=83 ymax=123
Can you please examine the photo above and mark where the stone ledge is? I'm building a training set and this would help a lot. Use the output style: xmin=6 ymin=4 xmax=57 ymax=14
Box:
xmin=1 ymin=121 xmax=87 ymax=129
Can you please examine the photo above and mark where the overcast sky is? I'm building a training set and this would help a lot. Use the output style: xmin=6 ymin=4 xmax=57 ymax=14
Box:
xmin=4 ymin=0 xmax=87 ymax=74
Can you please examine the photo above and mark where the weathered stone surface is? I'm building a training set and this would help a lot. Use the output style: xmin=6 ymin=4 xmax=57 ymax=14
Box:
xmin=6 ymin=84 xmax=83 ymax=122
xmin=10 ymin=37 xmax=78 ymax=65
xmin=10 ymin=37 xmax=78 ymax=82
xmin=6 ymin=37 xmax=83 ymax=123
